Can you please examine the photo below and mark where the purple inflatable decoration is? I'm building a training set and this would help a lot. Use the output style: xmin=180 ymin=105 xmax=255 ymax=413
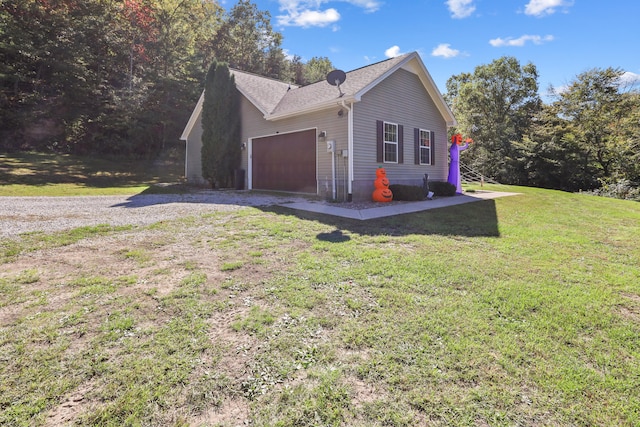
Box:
xmin=447 ymin=141 xmax=469 ymax=194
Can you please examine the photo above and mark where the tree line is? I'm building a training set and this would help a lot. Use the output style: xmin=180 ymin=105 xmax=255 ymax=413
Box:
xmin=446 ymin=57 xmax=639 ymax=196
xmin=0 ymin=0 xmax=334 ymax=157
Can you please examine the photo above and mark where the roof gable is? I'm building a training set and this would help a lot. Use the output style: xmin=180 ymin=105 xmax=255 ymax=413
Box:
xmin=232 ymin=70 xmax=298 ymax=115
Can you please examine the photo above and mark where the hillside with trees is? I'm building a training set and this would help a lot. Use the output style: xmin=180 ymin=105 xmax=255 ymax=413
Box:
xmin=0 ymin=0 xmax=332 ymax=158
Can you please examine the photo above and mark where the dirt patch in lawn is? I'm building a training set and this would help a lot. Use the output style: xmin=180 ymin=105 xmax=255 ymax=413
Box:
xmin=0 ymin=210 xmax=306 ymax=426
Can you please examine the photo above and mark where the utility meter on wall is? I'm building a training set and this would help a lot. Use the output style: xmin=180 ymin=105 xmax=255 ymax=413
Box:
xmin=326 ymin=140 xmax=335 ymax=153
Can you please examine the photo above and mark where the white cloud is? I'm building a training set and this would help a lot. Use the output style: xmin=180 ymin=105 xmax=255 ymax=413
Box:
xmin=431 ymin=43 xmax=461 ymax=58
xmin=276 ymin=0 xmax=382 ymax=28
xmin=524 ymin=0 xmax=573 ymax=17
xmin=384 ymin=45 xmax=403 ymax=58
xmin=489 ymin=34 xmax=554 ymax=47
xmin=277 ymin=8 xmax=340 ymax=27
xmin=282 ymin=49 xmax=295 ymax=61
xmin=619 ymin=71 xmax=640 ymax=87
xmin=344 ymin=0 xmax=382 ymax=13
xmin=446 ymin=0 xmax=475 ymax=19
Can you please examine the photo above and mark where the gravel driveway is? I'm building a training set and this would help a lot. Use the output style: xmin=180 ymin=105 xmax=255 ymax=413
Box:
xmin=0 ymin=191 xmax=310 ymax=238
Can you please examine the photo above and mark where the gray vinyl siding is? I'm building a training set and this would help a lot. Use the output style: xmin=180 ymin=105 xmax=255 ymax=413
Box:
xmin=184 ymin=115 xmax=206 ymax=185
xmin=352 ymin=68 xmax=448 ymax=199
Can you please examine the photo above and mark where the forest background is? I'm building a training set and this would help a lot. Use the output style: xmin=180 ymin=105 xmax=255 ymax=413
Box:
xmin=1 ymin=0 xmax=638 ymax=198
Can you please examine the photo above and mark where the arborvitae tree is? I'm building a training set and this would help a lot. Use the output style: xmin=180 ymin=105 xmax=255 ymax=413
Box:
xmin=201 ymin=60 xmax=241 ymax=188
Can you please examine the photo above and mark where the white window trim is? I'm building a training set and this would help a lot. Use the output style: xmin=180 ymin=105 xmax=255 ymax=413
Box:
xmin=419 ymin=128 xmax=431 ymax=165
xmin=384 ymin=121 xmax=398 ymax=164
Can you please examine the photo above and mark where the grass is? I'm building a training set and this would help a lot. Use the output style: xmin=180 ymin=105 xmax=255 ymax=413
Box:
xmin=0 ymin=151 xmax=184 ymax=196
xmin=1 ymin=153 xmax=639 ymax=425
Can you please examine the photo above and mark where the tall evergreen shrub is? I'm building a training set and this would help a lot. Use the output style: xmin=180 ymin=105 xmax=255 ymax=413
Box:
xmin=201 ymin=60 xmax=241 ymax=188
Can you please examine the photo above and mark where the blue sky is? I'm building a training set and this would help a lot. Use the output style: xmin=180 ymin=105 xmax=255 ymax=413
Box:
xmin=225 ymin=0 xmax=640 ymax=100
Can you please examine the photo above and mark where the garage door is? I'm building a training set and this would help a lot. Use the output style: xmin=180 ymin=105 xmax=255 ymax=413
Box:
xmin=252 ymin=129 xmax=317 ymax=193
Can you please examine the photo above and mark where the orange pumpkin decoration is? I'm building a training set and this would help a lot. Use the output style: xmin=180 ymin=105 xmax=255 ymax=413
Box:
xmin=372 ymin=167 xmax=393 ymax=202
xmin=374 ymin=177 xmax=390 ymax=188
xmin=372 ymin=188 xmax=393 ymax=202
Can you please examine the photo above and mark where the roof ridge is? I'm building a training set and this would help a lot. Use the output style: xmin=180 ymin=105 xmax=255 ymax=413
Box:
xmin=230 ymin=68 xmax=299 ymax=89
xmin=345 ymin=52 xmax=413 ymax=75
xmin=296 ymin=52 xmax=415 ymax=89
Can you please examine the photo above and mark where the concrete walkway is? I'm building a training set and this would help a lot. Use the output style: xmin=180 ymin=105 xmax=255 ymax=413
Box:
xmin=280 ymin=191 xmax=521 ymax=220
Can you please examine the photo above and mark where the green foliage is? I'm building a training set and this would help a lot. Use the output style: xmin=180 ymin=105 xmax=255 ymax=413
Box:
xmin=388 ymin=184 xmax=425 ymax=201
xmin=521 ymin=103 xmax=598 ymax=191
xmin=0 ymin=0 xmax=336 ymax=158
xmin=428 ymin=180 xmax=457 ymax=196
xmin=0 ymin=0 xmax=221 ymax=157
xmin=585 ymin=179 xmax=640 ymax=201
xmin=210 ymin=0 xmax=283 ymax=77
xmin=302 ymin=56 xmax=334 ymax=85
xmin=446 ymin=56 xmax=541 ymax=185
xmin=521 ymin=69 xmax=640 ymax=193
xmin=447 ymin=58 xmax=640 ymax=195
xmin=550 ymin=68 xmax=639 ymax=187
xmin=201 ymin=60 xmax=242 ymax=188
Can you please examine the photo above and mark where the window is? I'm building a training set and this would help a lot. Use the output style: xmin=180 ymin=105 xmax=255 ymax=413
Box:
xmin=384 ymin=122 xmax=398 ymax=163
xmin=419 ymin=129 xmax=431 ymax=165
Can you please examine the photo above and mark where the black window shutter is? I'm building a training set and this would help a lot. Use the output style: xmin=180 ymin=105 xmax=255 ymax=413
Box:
xmin=398 ymin=125 xmax=404 ymax=164
xmin=376 ymin=120 xmax=383 ymax=163
xmin=414 ymin=128 xmax=420 ymax=165
xmin=430 ymin=131 xmax=436 ymax=165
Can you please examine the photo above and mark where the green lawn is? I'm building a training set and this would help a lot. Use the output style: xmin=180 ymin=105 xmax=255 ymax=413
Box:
xmin=0 ymin=151 xmax=185 ymax=196
xmin=1 ymin=153 xmax=639 ymax=426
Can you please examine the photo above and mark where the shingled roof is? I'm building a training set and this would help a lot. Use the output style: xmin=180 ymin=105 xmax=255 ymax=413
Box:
xmin=268 ymin=53 xmax=412 ymax=117
xmin=232 ymin=70 xmax=298 ymax=116
xmin=181 ymin=51 xmax=455 ymax=140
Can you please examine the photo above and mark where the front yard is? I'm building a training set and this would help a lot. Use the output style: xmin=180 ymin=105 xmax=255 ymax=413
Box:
xmin=1 ymin=180 xmax=639 ymax=425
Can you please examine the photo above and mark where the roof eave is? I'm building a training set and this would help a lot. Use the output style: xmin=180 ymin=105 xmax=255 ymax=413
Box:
xmin=180 ymin=91 xmax=204 ymax=141
xmin=266 ymin=95 xmax=358 ymax=121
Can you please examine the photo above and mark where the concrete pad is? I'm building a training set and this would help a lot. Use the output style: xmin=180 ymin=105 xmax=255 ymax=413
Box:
xmin=280 ymin=191 xmax=521 ymax=220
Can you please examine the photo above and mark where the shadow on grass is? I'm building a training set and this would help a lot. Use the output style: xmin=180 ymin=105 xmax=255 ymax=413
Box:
xmin=259 ymin=200 xmax=501 ymax=239
xmin=113 ymin=188 xmax=501 ymax=238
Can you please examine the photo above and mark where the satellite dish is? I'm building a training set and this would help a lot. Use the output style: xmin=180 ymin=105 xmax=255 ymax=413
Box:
xmin=326 ymin=69 xmax=346 ymax=97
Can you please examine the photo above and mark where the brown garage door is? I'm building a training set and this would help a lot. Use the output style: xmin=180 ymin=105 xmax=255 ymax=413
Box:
xmin=252 ymin=129 xmax=317 ymax=193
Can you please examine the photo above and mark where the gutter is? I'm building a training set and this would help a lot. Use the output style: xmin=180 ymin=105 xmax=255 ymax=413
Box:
xmin=267 ymin=95 xmax=357 ymax=121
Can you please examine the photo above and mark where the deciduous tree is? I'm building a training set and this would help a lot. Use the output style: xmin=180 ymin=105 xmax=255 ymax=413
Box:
xmin=303 ymin=56 xmax=334 ymax=85
xmin=550 ymin=68 xmax=639 ymax=184
xmin=209 ymin=0 xmax=284 ymax=77
xmin=446 ymin=57 xmax=541 ymax=184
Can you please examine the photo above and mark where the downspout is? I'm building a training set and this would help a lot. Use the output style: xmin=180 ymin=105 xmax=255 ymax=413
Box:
xmin=247 ymin=138 xmax=253 ymax=190
xmin=184 ymin=138 xmax=189 ymax=181
xmin=331 ymin=145 xmax=336 ymax=200
xmin=341 ymin=100 xmax=354 ymax=201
